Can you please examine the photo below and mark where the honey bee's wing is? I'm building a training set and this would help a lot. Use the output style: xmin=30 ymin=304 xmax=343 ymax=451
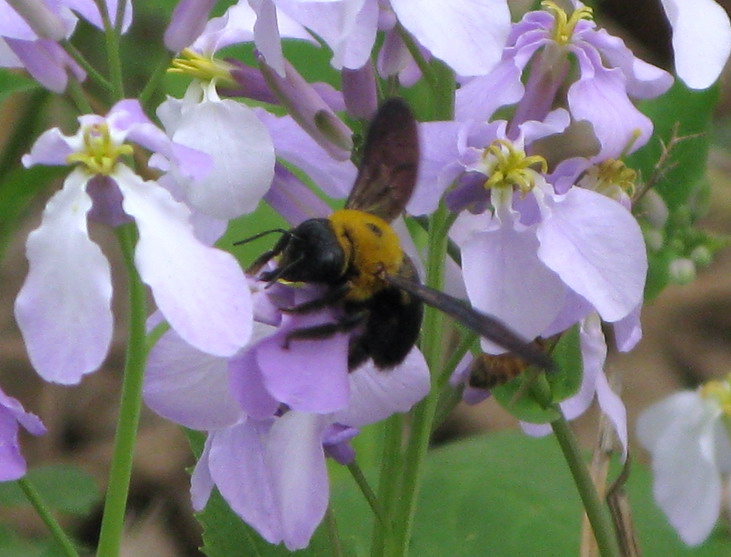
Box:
xmin=384 ymin=273 xmax=554 ymax=371
xmin=345 ymin=98 xmax=419 ymax=222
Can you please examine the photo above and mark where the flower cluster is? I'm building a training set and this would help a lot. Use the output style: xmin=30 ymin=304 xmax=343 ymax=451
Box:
xmin=3 ymin=0 xmax=731 ymax=553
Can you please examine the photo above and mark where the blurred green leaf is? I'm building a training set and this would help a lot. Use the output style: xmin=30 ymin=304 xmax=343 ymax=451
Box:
xmin=0 ymin=465 xmax=100 ymax=517
xmin=0 ymin=166 xmax=65 ymax=263
xmin=332 ymin=432 xmax=731 ymax=556
xmin=547 ymin=325 xmax=583 ymax=402
xmin=628 ymin=81 xmax=717 ymax=212
xmin=0 ymin=70 xmax=40 ymax=102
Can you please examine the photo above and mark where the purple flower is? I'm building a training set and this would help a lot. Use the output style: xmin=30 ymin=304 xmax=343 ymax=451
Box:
xmin=246 ymin=0 xmax=510 ymax=77
xmin=456 ymin=1 xmax=673 ymax=159
xmin=0 ymin=387 xmax=45 ymax=482
xmin=0 ymin=0 xmax=132 ymax=91
xmin=16 ymin=100 xmax=253 ymax=384
xmin=637 ymin=376 xmax=731 ymax=545
xmin=144 ymin=283 xmax=430 ymax=549
xmin=414 ymin=116 xmax=646 ymax=354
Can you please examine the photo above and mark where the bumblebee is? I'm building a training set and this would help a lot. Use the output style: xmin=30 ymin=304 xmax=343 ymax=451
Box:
xmin=244 ymin=98 xmax=551 ymax=374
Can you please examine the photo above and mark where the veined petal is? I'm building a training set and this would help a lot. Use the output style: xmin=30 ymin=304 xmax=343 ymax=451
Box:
xmin=115 ymin=166 xmax=253 ymax=357
xmin=660 ymin=0 xmax=731 ymax=89
xmin=164 ymin=0 xmax=217 ymax=52
xmin=460 ymin=217 xmax=566 ymax=350
xmin=537 ymin=187 xmax=646 ymax=323
xmin=568 ymin=50 xmax=653 ymax=158
xmin=455 ymin=60 xmax=524 ymax=122
xmin=163 ymin=99 xmax=275 ymax=219
xmin=208 ymin=420 xmax=283 ymax=544
xmin=392 ymin=0 xmax=510 ymax=76
xmin=334 ymin=348 xmax=430 ymax=427
xmin=144 ymin=328 xmax=243 ymax=430
xmin=267 ymin=411 xmax=329 ymax=550
xmin=15 ymin=169 xmax=113 ymax=383
xmin=255 ymin=311 xmax=350 ymax=414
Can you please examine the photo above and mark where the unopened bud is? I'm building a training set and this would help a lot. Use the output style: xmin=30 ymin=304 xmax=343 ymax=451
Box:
xmin=6 ymin=0 xmax=67 ymax=41
xmin=669 ymin=258 xmax=696 ymax=285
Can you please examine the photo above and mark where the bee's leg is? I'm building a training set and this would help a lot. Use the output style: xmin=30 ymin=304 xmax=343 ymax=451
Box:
xmin=283 ymin=311 xmax=367 ymax=348
xmin=280 ymin=283 xmax=352 ymax=314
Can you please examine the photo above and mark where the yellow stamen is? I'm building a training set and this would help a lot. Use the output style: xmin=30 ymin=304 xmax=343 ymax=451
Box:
xmin=541 ymin=1 xmax=593 ymax=45
xmin=483 ymin=139 xmax=547 ymax=195
xmin=66 ymin=123 xmax=133 ymax=175
xmin=583 ymin=159 xmax=637 ymax=198
xmin=700 ymin=373 xmax=731 ymax=416
xmin=169 ymin=48 xmax=237 ymax=87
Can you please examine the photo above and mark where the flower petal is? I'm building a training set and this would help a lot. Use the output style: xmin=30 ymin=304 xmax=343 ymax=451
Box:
xmin=334 ymin=347 xmax=430 ymax=427
xmin=460 ymin=217 xmax=566 ymax=349
xmin=637 ymin=391 xmax=723 ymax=545
xmin=537 ymin=187 xmax=646 ymax=323
xmin=144 ymin=328 xmax=243 ymax=430
xmin=391 ymin=0 xmax=510 ymax=76
xmin=208 ymin=419 xmax=283 ymax=544
xmin=115 ymin=166 xmax=253 ymax=357
xmin=267 ymin=411 xmax=329 ymax=550
xmin=15 ymin=169 xmax=113 ymax=383
xmin=163 ymin=98 xmax=275 ymax=219
xmin=660 ymin=0 xmax=731 ymax=89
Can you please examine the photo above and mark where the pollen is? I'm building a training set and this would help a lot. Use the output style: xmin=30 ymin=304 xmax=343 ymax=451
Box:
xmin=169 ymin=48 xmax=237 ymax=88
xmin=582 ymin=159 xmax=637 ymax=199
xmin=542 ymin=1 xmax=593 ymax=45
xmin=66 ymin=123 xmax=133 ymax=176
xmin=700 ymin=374 xmax=731 ymax=416
xmin=482 ymin=139 xmax=547 ymax=195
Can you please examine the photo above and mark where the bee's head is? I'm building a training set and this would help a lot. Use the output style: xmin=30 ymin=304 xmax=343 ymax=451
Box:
xmin=260 ymin=219 xmax=346 ymax=285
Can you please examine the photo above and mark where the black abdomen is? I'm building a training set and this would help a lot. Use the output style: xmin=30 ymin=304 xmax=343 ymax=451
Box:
xmin=347 ymin=286 xmax=423 ymax=370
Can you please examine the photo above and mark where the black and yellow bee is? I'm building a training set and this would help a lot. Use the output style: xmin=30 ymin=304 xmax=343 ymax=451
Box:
xmin=244 ymin=98 xmax=551 ymax=377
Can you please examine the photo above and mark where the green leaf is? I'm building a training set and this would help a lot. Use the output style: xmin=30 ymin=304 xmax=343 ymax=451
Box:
xmin=0 ymin=465 xmax=100 ymax=516
xmin=547 ymin=325 xmax=583 ymax=402
xmin=0 ymin=166 xmax=65 ymax=263
xmin=197 ymin=489 xmax=336 ymax=557
xmin=0 ymin=70 xmax=40 ymax=102
xmin=332 ymin=432 xmax=731 ymax=556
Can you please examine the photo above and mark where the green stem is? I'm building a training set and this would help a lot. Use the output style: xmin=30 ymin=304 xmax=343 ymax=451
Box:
xmin=96 ymin=224 xmax=147 ymax=557
xmin=93 ymin=0 xmax=124 ymax=99
xmin=325 ymin=506 xmax=345 ymax=557
xmin=18 ymin=478 xmax=79 ymax=557
xmin=138 ymin=54 xmax=173 ymax=112
xmin=66 ymin=79 xmax=93 ymax=114
xmin=348 ymin=461 xmax=388 ymax=529
xmin=551 ymin=415 xmax=621 ymax=557
xmin=391 ymin=202 xmax=451 ymax=556
xmin=61 ymin=40 xmax=113 ymax=92
xmin=371 ymin=415 xmax=401 ymax=557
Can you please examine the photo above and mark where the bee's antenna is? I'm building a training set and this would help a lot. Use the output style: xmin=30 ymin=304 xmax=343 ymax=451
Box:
xmin=233 ymin=228 xmax=292 ymax=246
xmin=260 ymin=254 xmax=306 ymax=288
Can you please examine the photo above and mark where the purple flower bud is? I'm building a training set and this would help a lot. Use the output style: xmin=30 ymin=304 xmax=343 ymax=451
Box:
xmin=342 ymin=64 xmax=377 ymax=119
xmin=5 ymin=0 xmax=67 ymax=41
xmin=164 ymin=0 xmax=217 ymax=53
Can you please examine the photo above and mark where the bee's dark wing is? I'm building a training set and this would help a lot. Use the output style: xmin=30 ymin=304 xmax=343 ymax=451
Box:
xmin=345 ymin=98 xmax=419 ymax=222
xmin=384 ymin=273 xmax=554 ymax=371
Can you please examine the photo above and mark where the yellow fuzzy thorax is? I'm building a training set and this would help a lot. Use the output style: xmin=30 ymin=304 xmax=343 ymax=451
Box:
xmin=328 ymin=209 xmax=404 ymax=301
